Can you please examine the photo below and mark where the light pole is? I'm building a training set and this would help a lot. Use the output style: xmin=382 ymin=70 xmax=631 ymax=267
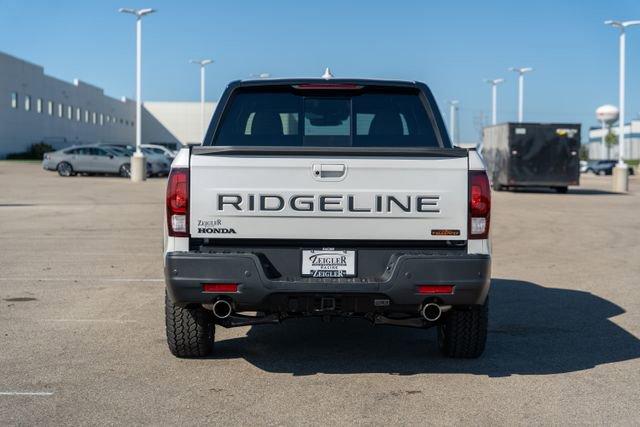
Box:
xmin=484 ymin=78 xmax=504 ymax=125
xmin=119 ymin=7 xmax=156 ymax=182
xmin=605 ymin=21 xmax=640 ymax=192
xmin=605 ymin=21 xmax=640 ymax=168
xmin=449 ymin=100 xmax=459 ymax=145
xmin=190 ymin=59 xmax=213 ymax=141
xmin=509 ymin=67 xmax=533 ymax=123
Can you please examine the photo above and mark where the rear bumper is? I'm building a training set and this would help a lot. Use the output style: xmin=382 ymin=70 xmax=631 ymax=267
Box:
xmin=165 ymin=251 xmax=490 ymax=311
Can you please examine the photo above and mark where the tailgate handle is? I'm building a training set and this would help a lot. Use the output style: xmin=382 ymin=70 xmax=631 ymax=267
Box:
xmin=313 ymin=164 xmax=346 ymax=179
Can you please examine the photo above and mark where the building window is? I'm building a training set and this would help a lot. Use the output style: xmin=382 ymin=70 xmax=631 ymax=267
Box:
xmin=57 ymin=103 xmax=63 ymax=118
xmin=92 ymin=112 xmax=96 ymax=124
xmin=11 ymin=92 xmax=18 ymax=109
xmin=48 ymin=101 xmax=53 ymax=116
xmin=36 ymin=98 xmax=43 ymax=113
xmin=106 ymin=115 xmax=110 ymax=123
xmin=84 ymin=110 xmax=89 ymax=123
xmin=76 ymin=107 xmax=81 ymax=121
xmin=24 ymin=95 xmax=31 ymax=111
xmin=67 ymin=105 xmax=72 ymax=120
xmin=99 ymin=113 xmax=104 ymax=126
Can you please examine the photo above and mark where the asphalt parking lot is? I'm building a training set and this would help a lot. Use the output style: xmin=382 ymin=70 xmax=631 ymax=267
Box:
xmin=1 ymin=161 xmax=639 ymax=425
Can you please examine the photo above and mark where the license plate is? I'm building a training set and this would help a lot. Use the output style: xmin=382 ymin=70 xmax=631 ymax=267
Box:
xmin=301 ymin=249 xmax=356 ymax=278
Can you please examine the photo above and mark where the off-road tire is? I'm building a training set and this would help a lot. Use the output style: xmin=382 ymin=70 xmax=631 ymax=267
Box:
xmin=438 ymin=298 xmax=488 ymax=358
xmin=165 ymin=292 xmax=214 ymax=357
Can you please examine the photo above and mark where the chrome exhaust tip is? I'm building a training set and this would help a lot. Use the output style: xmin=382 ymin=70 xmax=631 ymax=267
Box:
xmin=212 ymin=299 xmax=233 ymax=319
xmin=421 ymin=303 xmax=442 ymax=322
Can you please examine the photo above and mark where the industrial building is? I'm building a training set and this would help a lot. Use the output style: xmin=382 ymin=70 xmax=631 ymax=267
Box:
xmin=0 ymin=51 xmax=215 ymax=158
xmin=587 ymin=120 xmax=640 ymax=160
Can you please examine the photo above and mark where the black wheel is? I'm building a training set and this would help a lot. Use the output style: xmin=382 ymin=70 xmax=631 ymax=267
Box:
xmin=554 ymin=186 xmax=568 ymax=194
xmin=146 ymin=163 xmax=153 ymax=178
xmin=57 ymin=162 xmax=74 ymax=177
xmin=165 ymin=292 xmax=214 ymax=358
xmin=438 ymin=298 xmax=488 ymax=358
xmin=119 ymin=163 xmax=131 ymax=177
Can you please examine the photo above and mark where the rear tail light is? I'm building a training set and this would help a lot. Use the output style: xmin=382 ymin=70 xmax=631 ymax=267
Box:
xmin=469 ymin=171 xmax=491 ymax=239
xmin=417 ymin=285 xmax=454 ymax=294
xmin=166 ymin=168 xmax=189 ymax=237
xmin=202 ymin=283 xmax=238 ymax=293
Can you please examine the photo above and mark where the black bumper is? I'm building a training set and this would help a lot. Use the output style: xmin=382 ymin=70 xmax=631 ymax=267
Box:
xmin=165 ymin=251 xmax=490 ymax=312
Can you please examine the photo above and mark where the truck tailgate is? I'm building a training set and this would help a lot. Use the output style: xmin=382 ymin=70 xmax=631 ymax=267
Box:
xmin=189 ymin=152 xmax=468 ymax=241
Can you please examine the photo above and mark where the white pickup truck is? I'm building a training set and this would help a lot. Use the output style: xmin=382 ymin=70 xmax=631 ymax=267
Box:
xmin=164 ymin=78 xmax=491 ymax=358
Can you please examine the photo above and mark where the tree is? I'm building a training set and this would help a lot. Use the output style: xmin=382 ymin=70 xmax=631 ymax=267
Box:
xmin=605 ymin=129 xmax=617 ymax=159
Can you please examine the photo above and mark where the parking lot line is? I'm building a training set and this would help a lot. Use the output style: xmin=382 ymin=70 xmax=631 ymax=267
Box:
xmin=42 ymin=319 xmax=138 ymax=323
xmin=0 ymin=277 xmax=163 ymax=282
xmin=0 ymin=392 xmax=54 ymax=396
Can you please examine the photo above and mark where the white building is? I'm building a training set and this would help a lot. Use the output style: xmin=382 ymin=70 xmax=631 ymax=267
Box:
xmin=0 ymin=51 xmax=215 ymax=158
xmin=143 ymin=101 xmax=216 ymax=146
xmin=587 ymin=120 xmax=640 ymax=160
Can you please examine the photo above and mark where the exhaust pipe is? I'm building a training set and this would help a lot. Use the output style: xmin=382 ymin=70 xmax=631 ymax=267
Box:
xmin=212 ymin=299 xmax=233 ymax=319
xmin=421 ymin=303 xmax=442 ymax=322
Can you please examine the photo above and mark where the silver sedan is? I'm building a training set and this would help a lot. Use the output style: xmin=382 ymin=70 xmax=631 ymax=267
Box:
xmin=42 ymin=145 xmax=145 ymax=177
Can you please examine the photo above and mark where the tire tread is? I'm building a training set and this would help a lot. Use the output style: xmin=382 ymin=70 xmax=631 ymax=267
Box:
xmin=439 ymin=299 xmax=488 ymax=358
xmin=165 ymin=293 xmax=214 ymax=358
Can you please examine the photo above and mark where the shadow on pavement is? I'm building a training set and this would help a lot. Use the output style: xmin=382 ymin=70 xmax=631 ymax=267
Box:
xmin=212 ymin=279 xmax=640 ymax=377
xmin=504 ymin=187 xmax=621 ymax=196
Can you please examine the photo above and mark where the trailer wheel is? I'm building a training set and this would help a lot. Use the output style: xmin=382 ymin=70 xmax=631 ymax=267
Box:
xmin=554 ymin=186 xmax=568 ymax=194
xmin=491 ymin=181 xmax=504 ymax=191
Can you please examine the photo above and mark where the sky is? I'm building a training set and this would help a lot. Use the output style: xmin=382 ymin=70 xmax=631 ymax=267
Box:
xmin=2 ymin=0 xmax=640 ymax=142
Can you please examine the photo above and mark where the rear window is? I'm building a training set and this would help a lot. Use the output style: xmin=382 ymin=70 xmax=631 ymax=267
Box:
xmin=212 ymin=86 xmax=442 ymax=147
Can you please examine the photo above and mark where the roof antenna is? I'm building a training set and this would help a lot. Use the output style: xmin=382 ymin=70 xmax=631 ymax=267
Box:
xmin=322 ymin=67 xmax=334 ymax=80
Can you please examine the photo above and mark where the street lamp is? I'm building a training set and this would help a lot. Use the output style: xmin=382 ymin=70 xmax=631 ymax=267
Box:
xmin=449 ymin=100 xmax=459 ymax=145
xmin=484 ymin=78 xmax=504 ymax=125
xmin=605 ymin=21 xmax=640 ymax=177
xmin=508 ymin=67 xmax=533 ymax=123
xmin=119 ymin=7 xmax=156 ymax=182
xmin=190 ymin=59 xmax=213 ymax=141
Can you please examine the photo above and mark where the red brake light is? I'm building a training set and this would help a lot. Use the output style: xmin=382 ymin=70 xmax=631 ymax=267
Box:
xmin=166 ymin=168 xmax=189 ymax=237
xmin=292 ymin=83 xmax=363 ymax=90
xmin=469 ymin=171 xmax=491 ymax=239
xmin=417 ymin=285 xmax=454 ymax=294
xmin=202 ymin=283 xmax=238 ymax=293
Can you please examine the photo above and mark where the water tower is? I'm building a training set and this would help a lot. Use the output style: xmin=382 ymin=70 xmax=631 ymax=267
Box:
xmin=596 ymin=105 xmax=619 ymax=159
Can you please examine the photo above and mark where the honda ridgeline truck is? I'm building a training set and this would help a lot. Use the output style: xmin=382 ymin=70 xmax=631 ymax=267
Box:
xmin=164 ymin=78 xmax=491 ymax=358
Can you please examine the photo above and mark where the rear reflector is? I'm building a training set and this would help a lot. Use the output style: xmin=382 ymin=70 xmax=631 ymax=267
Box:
xmin=202 ymin=283 xmax=238 ymax=293
xmin=417 ymin=285 xmax=454 ymax=294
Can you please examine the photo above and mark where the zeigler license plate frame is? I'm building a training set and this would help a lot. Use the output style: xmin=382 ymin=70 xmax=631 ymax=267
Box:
xmin=301 ymin=248 xmax=357 ymax=278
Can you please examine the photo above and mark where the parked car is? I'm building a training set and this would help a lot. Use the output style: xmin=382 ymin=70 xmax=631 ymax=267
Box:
xmin=140 ymin=144 xmax=177 ymax=159
xmin=580 ymin=160 xmax=588 ymax=173
xmin=42 ymin=144 xmax=146 ymax=177
xmin=585 ymin=160 xmax=635 ymax=176
xmin=99 ymin=144 xmax=170 ymax=176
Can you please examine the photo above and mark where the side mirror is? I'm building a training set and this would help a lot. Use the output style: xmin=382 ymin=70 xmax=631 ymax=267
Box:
xmin=109 ymin=155 xmax=114 ymax=159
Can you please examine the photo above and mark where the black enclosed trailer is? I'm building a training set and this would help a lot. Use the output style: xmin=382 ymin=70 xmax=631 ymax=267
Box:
xmin=482 ymin=123 xmax=580 ymax=193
